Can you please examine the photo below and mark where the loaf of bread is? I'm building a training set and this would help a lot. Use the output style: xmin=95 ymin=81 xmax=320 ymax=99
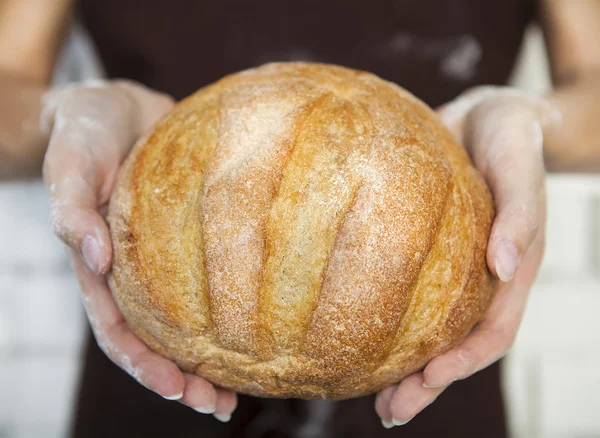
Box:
xmin=108 ymin=62 xmax=495 ymax=400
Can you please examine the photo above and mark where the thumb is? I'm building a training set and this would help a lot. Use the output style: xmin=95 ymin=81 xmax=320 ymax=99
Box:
xmin=464 ymin=100 xmax=549 ymax=282
xmin=42 ymin=87 xmax=136 ymax=275
xmin=42 ymin=83 xmax=175 ymax=274
xmin=45 ymin=150 xmax=112 ymax=275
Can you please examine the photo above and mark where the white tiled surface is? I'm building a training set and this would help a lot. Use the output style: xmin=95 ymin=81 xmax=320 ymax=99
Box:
xmin=0 ymin=22 xmax=98 ymax=437
xmin=0 ymin=24 xmax=102 ymax=438
xmin=539 ymin=354 xmax=600 ymax=437
xmin=0 ymin=183 xmax=68 ymax=267
xmin=0 ymin=356 xmax=81 ymax=438
xmin=502 ymin=26 xmax=600 ymax=438
xmin=503 ymin=264 xmax=600 ymax=438
xmin=0 ymin=181 xmax=85 ymax=438
xmin=538 ymin=177 xmax=600 ymax=283
xmin=0 ymin=21 xmax=599 ymax=438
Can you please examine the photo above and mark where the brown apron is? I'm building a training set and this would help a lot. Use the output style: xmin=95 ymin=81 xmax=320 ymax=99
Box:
xmin=73 ymin=1 xmax=535 ymax=436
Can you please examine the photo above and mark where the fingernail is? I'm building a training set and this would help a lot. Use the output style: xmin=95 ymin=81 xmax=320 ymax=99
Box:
xmin=194 ymin=404 xmax=216 ymax=414
xmin=213 ymin=413 xmax=231 ymax=423
xmin=81 ymin=236 xmax=102 ymax=273
xmin=495 ymin=240 xmax=518 ymax=282
xmin=162 ymin=391 xmax=183 ymax=401
xmin=423 ymin=382 xmax=446 ymax=389
xmin=392 ymin=417 xmax=413 ymax=426
xmin=381 ymin=419 xmax=394 ymax=429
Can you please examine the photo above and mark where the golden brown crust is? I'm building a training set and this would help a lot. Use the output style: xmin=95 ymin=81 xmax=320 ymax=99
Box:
xmin=108 ymin=62 xmax=495 ymax=400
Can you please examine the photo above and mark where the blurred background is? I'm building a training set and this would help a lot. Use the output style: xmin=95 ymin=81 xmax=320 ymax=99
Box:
xmin=1 ymin=20 xmax=600 ymax=438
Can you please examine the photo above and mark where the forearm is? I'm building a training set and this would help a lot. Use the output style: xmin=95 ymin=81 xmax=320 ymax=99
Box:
xmin=0 ymin=0 xmax=73 ymax=179
xmin=544 ymin=72 xmax=600 ymax=173
xmin=0 ymin=72 xmax=49 ymax=179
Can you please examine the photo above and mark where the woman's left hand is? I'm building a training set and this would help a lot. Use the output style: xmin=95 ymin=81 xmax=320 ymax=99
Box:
xmin=376 ymin=86 xmax=562 ymax=428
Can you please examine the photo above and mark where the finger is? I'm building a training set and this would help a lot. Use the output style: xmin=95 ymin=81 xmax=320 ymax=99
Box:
xmin=464 ymin=100 xmax=547 ymax=282
xmin=213 ymin=388 xmax=238 ymax=423
xmin=422 ymin=323 xmax=512 ymax=389
xmin=388 ymin=373 xmax=448 ymax=426
xmin=71 ymin=251 xmax=185 ymax=399
xmin=47 ymin=175 xmax=112 ymax=274
xmin=436 ymin=86 xmax=501 ymax=141
xmin=112 ymin=80 xmax=175 ymax=133
xmin=437 ymin=86 xmax=562 ymax=141
xmin=423 ymin=231 xmax=544 ymax=388
xmin=43 ymin=85 xmax=174 ymax=275
xmin=438 ymin=88 xmax=559 ymax=282
xmin=43 ymin=89 xmax=137 ymax=274
xmin=179 ymin=373 xmax=217 ymax=414
xmin=375 ymin=385 xmax=397 ymax=428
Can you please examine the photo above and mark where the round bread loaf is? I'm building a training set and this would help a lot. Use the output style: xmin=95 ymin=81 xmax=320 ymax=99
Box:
xmin=108 ymin=62 xmax=495 ymax=400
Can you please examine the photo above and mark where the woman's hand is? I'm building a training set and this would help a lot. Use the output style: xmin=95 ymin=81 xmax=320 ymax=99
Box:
xmin=376 ymin=86 xmax=562 ymax=428
xmin=42 ymin=80 xmax=237 ymax=421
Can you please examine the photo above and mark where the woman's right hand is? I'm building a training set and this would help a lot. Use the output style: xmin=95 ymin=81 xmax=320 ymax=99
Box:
xmin=42 ymin=80 xmax=237 ymax=421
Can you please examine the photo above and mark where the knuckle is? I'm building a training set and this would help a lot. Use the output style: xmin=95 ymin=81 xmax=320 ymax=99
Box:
xmin=157 ymin=93 xmax=175 ymax=108
xmin=41 ymin=158 xmax=53 ymax=182
xmin=533 ymin=230 xmax=546 ymax=254
xmin=492 ymin=323 xmax=518 ymax=352
xmin=111 ymin=78 xmax=138 ymax=89
xmin=463 ymin=85 xmax=502 ymax=100
xmin=83 ymin=88 xmax=130 ymax=113
xmin=456 ymin=347 xmax=478 ymax=367
xmin=89 ymin=325 xmax=115 ymax=359
xmin=497 ymin=203 xmax=541 ymax=244
xmin=60 ymin=86 xmax=133 ymax=120
xmin=494 ymin=338 xmax=516 ymax=361
xmin=504 ymin=334 xmax=517 ymax=351
xmin=48 ymin=204 xmax=70 ymax=239
xmin=95 ymin=337 xmax=111 ymax=358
